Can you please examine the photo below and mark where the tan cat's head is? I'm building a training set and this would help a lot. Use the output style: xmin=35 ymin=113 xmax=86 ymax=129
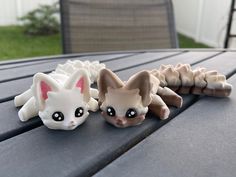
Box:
xmin=98 ymin=69 xmax=152 ymax=128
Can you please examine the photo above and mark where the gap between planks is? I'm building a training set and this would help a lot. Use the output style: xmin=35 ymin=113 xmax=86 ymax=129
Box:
xmin=0 ymin=48 xmax=189 ymax=67
xmin=0 ymin=52 xmax=143 ymax=83
xmin=0 ymin=50 xmax=144 ymax=66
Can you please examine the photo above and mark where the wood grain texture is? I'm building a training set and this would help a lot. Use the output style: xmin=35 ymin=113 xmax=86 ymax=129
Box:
xmin=0 ymin=53 xmax=135 ymax=82
xmin=104 ymin=52 xmax=181 ymax=71
xmin=192 ymin=52 xmax=236 ymax=75
xmin=0 ymin=53 xmax=136 ymax=70
xmin=0 ymin=51 xmax=233 ymax=177
xmin=117 ymin=51 xmax=222 ymax=80
xmin=0 ymin=96 xmax=197 ymax=177
xmin=0 ymin=53 xmax=86 ymax=67
xmin=94 ymin=73 xmax=236 ymax=177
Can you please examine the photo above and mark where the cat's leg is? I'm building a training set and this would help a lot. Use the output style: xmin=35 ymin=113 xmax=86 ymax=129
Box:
xmin=149 ymin=94 xmax=170 ymax=120
xmin=90 ymin=88 xmax=99 ymax=99
xmin=88 ymin=97 xmax=99 ymax=112
xmin=14 ymin=89 xmax=33 ymax=107
xmin=157 ymin=87 xmax=183 ymax=108
xmin=18 ymin=97 xmax=39 ymax=122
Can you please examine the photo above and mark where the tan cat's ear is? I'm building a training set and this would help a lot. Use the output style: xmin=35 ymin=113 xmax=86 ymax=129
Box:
xmin=124 ymin=71 xmax=152 ymax=106
xmin=33 ymin=73 xmax=60 ymax=111
xmin=64 ymin=69 xmax=91 ymax=103
xmin=98 ymin=69 xmax=124 ymax=102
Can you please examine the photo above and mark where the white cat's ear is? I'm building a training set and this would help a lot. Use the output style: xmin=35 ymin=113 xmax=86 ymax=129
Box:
xmin=124 ymin=71 xmax=152 ymax=106
xmin=64 ymin=69 xmax=91 ymax=103
xmin=98 ymin=69 xmax=124 ymax=102
xmin=33 ymin=73 xmax=60 ymax=111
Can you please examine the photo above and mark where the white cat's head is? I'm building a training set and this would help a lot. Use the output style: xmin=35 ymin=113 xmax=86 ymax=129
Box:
xmin=33 ymin=69 xmax=91 ymax=130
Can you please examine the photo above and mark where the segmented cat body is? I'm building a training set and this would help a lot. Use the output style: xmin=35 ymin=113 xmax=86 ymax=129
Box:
xmin=150 ymin=63 xmax=232 ymax=97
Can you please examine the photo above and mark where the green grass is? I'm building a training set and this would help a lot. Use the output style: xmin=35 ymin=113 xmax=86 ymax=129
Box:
xmin=178 ymin=33 xmax=210 ymax=48
xmin=0 ymin=26 xmax=210 ymax=61
xmin=0 ymin=26 xmax=61 ymax=61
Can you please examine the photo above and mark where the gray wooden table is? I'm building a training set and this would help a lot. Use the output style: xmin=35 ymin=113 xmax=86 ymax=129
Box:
xmin=0 ymin=49 xmax=235 ymax=177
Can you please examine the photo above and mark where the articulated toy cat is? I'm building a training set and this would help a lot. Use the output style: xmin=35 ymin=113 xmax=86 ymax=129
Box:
xmin=98 ymin=64 xmax=232 ymax=128
xmin=14 ymin=60 xmax=105 ymax=130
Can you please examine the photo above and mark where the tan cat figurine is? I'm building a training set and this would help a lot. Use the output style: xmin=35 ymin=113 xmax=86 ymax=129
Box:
xmin=98 ymin=64 xmax=232 ymax=128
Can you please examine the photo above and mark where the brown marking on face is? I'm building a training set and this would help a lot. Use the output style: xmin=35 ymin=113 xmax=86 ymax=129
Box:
xmin=101 ymin=111 xmax=145 ymax=128
xmin=98 ymin=69 xmax=124 ymax=103
xmin=124 ymin=71 xmax=152 ymax=107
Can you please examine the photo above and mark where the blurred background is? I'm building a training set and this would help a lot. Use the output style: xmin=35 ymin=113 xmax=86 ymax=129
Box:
xmin=0 ymin=0 xmax=234 ymax=60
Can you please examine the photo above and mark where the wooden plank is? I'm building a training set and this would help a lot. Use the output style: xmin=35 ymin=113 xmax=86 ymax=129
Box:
xmin=0 ymin=60 xmax=61 ymax=70
xmin=0 ymin=52 xmax=180 ymax=102
xmin=0 ymin=51 xmax=228 ymax=176
xmin=94 ymin=73 xmax=236 ymax=177
xmin=0 ymin=98 xmax=197 ymax=177
xmin=0 ymin=53 xmax=137 ymax=82
xmin=0 ymin=100 xmax=41 ymax=141
xmin=192 ymin=51 xmax=236 ymax=75
xmin=117 ymin=51 xmax=222 ymax=80
xmin=104 ymin=52 xmax=181 ymax=71
xmin=0 ymin=53 xmax=90 ymax=67
xmin=0 ymin=49 xmax=234 ymax=67
xmin=0 ymin=49 xmax=146 ymax=67
xmin=0 ymin=53 xmax=134 ymax=70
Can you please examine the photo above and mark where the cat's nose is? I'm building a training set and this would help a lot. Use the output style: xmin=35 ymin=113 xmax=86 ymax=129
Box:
xmin=116 ymin=117 xmax=127 ymax=125
xmin=70 ymin=120 xmax=76 ymax=125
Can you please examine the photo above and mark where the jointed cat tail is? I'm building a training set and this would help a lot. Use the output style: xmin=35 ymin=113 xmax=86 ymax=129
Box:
xmin=150 ymin=64 xmax=232 ymax=97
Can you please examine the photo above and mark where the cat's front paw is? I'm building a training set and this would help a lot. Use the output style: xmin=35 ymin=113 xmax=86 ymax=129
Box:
xmin=14 ymin=95 xmax=23 ymax=107
xmin=89 ymin=98 xmax=99 ymax=112
xmin=173 ymin=95 xmax=183 ymax=108
xmin=18 ymin=109 xmax=29 ymax=122
xmin=159 ymin=106 xmax=170 ymax=120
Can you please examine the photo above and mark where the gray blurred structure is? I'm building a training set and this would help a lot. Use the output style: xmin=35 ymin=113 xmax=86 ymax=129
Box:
xmin=60 ymin=0 xmax=178 ymax=54
xmin=224 ymin=0 xmax=236 ymax=48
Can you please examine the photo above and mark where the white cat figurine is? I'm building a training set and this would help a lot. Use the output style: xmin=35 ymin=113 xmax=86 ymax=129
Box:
xmin=14 ymin=60 xmax=105 ymax=130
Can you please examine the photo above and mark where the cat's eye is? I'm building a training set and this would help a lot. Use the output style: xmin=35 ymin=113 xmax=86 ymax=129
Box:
xmin=52 ymin=111 xmax=64 ymax=121
xmin=126 ymin=108 xmax=137 ymax=118
xmin=106 ymin=106 xmax=116 ymax=117
xmin=75 ymin=107 xmax=84 ymax=117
